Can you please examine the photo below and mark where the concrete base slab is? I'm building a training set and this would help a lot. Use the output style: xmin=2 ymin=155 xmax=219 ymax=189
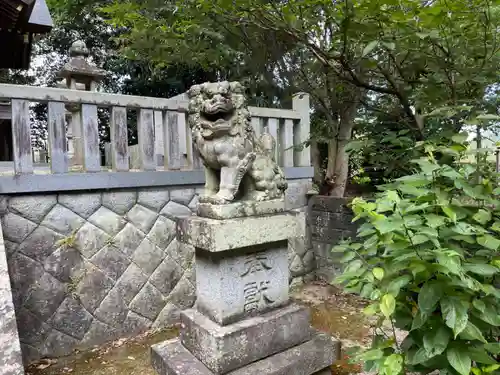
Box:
xmin=197 ymin=199 xmax=285 ymax=220
xmin=151 ymin=332 xmax=340 ymax=375
xmin=180 ymin=304 xmax=312 ymax=373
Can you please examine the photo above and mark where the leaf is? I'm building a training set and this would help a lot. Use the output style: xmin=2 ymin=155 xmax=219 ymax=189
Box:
xmin=485 ymin=343 xmax=500 ymax=354
xmin=418 ymin=281 xmax=443 ymax=315
xmin=373 ymin=267 xmax=385 ymax=280
xmin=477 ymin=235 xmax=500 ymax=250
xmin=387 ymin=275 xmax=412 ymax=296
xmin=484 ymin=364 xmax=500 ymax=373
xmin=407 ymin=347 xmax=434 ymax=365
xmin=447 ymin=346 xmax=471 ymax=375
xmin=423 ymin=326 xmax=451 ymax=356
xmin=476 ymin=114 xmax=500 ymax=120
xmin=437 ymin=254 xmax=462 ymax=275
xmin=382 ymin=354 xmax=403 ymax=375
xmin=477 ymin=304 xmax=500 ymax=326
xmin=425 ymin=214 xmax=447 ymax=228
xmin=363 ymin=303 xmax=379 ymax=315
xmin=473 ymin=209 xmax=492 ymax=225
xmin=463 ymin=263 xmax=499 ymax=276
xmin=468 ymin=346 xmax=497 ymax=365
xmin=358 ymin=348 xmax=384 ymax=361
xmin=442 ymin=206 xmax=457 ymax=222
xmin=452 ymin=133 xmax=469 ymax=144
xmin=411 ymin=310 xmax=428 ymax=331
xmin=441 ymin=297 xmax=469 ymax=337
xmin=416 ymin=32 xmax=429 ymax=39
xmin=459 ymin=322 xmax=487 ymax=343
xmin=381 ymin=294 xmax=396 ymax=318
xmin=362 ymin=41 xmax=378 ymax=56
xmin=472 ymin=299 xmax=485 ymax=313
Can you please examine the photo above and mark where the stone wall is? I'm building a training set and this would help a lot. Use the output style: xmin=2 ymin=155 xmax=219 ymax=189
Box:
xmin=0 ymin=179 xmax=312 ymax=364
xmin=309 ymin=196 xmax=358 ymax=281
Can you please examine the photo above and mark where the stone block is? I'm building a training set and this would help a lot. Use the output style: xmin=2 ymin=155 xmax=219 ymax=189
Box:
xmin=74 ymin=222 xmax=111 ymax=258
xmin=126 ymin=204 xmax=158 ymax=233
xmin=129 ymin=282 xmax=167 ymax=321
xmin=102 ymin=191 xmax=137 ymax=215
xmin=151 ymin=332 xmax=339 ymax=375
xmin=180 ymin=304 xmax=312 ymax=374
xmin=170 ymin=189 xmax=195 ymax=206
xmin=197 ymin=199 xmax=285 ymax=220
xmin=138 ymin=189 xmax=170 ymax=212
xmin=1 ymin=212 xmax=37 ymax=244
xmin=147 ymin=216 xmax=176 ymax=250
xmin=18 ymin=225 xmax=63 ymax=263
xmin=132 ymin=238 xmax=166 ymax=276
xmin=58 ymin=193 xmax=102 ymax=219
xmin=177 ymin=213 xmax=300 ymax=252
xmin=41 ymin=204 xmax=85 ymax=235
xmin=161 ymin=201 xmax=193 ymax=220
xmin=8 ymin=195 xmax=57 ymax=224
xmin=88 ymin=207 xmax=127 ymax=236
xmin=90 ymin=245 xmax=131 ymax=281
xmin=195 ymin=244 xmax=289 ymax=325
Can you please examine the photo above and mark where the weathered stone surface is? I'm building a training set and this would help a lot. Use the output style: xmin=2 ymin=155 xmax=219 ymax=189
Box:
xmin=114 ymin=263 xmax=149 ymax=305
xmin=285 ymin=180 xmax=310 ymax=210
xmin=41 ymin=329 xmax=79 ymax=357
xmin=114 ymin=223 xmax=145 ymax=257
xmin=138 ymin=189 xmax=170 ymax=212
xmin=197 ymin=199 xmax=285 ymax=220
xmin=120 ymin=311 xmax=152 ymax=336
xmin=166 ymin=240 xmax=194 ymax=270
xmin=58 ymin=193 xmax=102 ymax=219
xmin=151 ymin=333 xmax=339 ymax=375
xmin=289 ymin=255 xmax=304 ymax=277
xmin=79 ymin=319 xmax=120 ymax=349
xmin=0 ymin=221 xmax=24 ymax=375
xmin=49 ymin=297 xmax=94 ymax=340
xmin=23 ymin=272 xmax=67 ymax=321
xmin=149 ymin=257 xmax=183 ymax=296
xmin=41 ymin=204 xmax=85 ymax=235
xmin=3 ymin=240 xmax=18 ymax=259
xmin=184 ymin=81 xmax=287 ymax=204
xmin=302 ymin=251 xmax=315 ymax=272
xmin=170 ymin=189 xmax=195 ymax=206
xmin=188 ymin=195 xmax=199 ymax=212
xmin=178 ymin=213 xmax=301 ymax=252
xmin=17 ymin=225 xmax=63 ymax=263
xmin=76 ymin=264 xmax=115 ymax=313
xmin=44 ymin=246 xmax=85 ymax=283
xmin=90 ymin=246 xmax=131 ymax=281
xmin=9 ymin=195 xmax=57 ymax=224
xmin=15 ymin=307 xmax=51 ymax=346
xmin=7 ymin=252 xmax=45 ymax=302
xmin=1 ymin=212 xmax=37 ymax=243
xmin=74 ymin=222 xmax=111 ymax=258
xmin=129 ymin=282 xmax=166 ymax=321
xmin=132 ymin=238 xmax=165 ymax=276
xmin=180 ymin=304 xmax=312 ymax=374
xmin=152 ymin=303 xmax=181 ymax=330
xmin=196 ymin=245 xmax=289 ymax=325
xmin=167 ymin=271 xmax=196 ymax=310
xmin=0 ymin=195 xmax=8 ymax=216
xmin=102 ymin=191 xmax=137 ymax=215
xmin=147 ymin=216 xmax=176 ymax=250
xmin=88 ymin=207 xmax=127 ymax=236
xmin=161 ymin=201 xmax=192 ymax=220
xmin=93 ymin=286 xmax=129 ymax=326
xmin=289 ymin=236 xmax=307 ymax=258
xmin=126 ymin=204 xmax=158 ymax=233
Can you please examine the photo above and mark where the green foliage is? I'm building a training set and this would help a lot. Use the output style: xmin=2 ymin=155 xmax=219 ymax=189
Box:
xmin=334 ymin=134 xmax=500 ymax=374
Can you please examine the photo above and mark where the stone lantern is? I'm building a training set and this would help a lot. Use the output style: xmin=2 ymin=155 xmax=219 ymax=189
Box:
xmin=57 ymin=40 xmax=107 ymax=166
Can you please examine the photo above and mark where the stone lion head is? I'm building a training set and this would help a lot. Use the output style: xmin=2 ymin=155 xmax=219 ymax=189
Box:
xmin=187 ymin=81 xmax=252 ymax=139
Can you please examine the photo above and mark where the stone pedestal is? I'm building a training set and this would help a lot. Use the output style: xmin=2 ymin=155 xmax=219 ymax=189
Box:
xmin=151 ymin=206 xmax=340 ymax=375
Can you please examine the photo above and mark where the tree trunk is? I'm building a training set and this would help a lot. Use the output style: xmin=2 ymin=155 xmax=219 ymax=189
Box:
xmin=325 ymin=122 xmax=355 ymax=198
xmin=311 ymin=139 xmax=323 ymax=187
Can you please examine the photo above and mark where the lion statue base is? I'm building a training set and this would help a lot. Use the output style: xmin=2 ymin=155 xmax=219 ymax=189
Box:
xmin=187 ymin=81 xmax=288 ymax=209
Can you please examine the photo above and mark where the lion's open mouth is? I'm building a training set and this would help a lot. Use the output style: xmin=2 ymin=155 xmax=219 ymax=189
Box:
xmin=201 ymin=110 xmax=234 ymax=124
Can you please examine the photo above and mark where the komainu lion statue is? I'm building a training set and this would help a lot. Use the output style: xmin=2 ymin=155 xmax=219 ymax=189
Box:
xmin=187 ymin=81 xmax=288 ymax=204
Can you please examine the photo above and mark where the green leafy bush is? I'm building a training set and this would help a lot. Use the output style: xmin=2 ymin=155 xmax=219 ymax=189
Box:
xmin=334 ymin=134 xmax=500 ymax=375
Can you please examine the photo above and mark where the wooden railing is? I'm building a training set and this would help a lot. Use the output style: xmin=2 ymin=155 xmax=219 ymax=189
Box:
xmin=0 ymin=83 xmax=312 ymax=193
